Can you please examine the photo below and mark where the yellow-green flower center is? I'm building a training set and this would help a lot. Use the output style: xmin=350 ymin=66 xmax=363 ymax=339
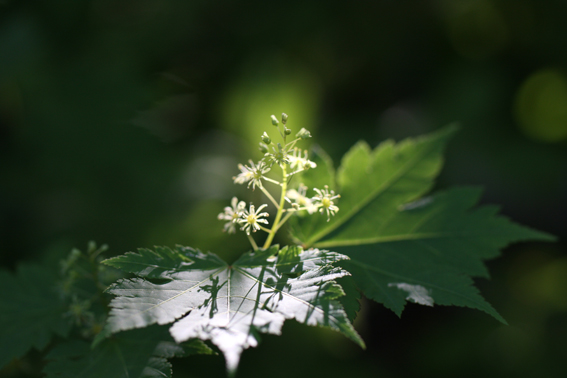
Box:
xmin=322 ymin=198 xmax=332 ymax=208
xmin=247 ymin=214 xmax=257 ymax=224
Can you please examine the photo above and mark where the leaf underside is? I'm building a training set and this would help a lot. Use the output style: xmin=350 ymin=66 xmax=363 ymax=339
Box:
xmin=0 ymin=265 xmax=71 ymax=369
xmin=102 ymin=245 xmax=363 ymax=374
xmin=291 ymin=126 xmax=554 ymax=321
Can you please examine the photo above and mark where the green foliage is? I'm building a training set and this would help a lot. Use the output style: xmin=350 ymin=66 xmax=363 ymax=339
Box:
xmin=44 ymin=326 xmax=212 ymax=378
xmin=101 ymin=245 xmax=363 ymax=375
xmin=290 ymin=127 xmax=554 ymax=321
xmin=0 ymin=264 xmax=71 ymax=368
xmin=292 ymin=126 xmax=455 ymax=245
xmin=0 ymin=127 xmax=554 ymax=377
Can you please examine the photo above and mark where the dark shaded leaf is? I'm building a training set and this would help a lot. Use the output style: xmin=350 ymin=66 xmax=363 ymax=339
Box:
xmin=0 ymin=265 xmax=71 ymax=369
xmin=44 ymin=325 xmax=212 ymax=378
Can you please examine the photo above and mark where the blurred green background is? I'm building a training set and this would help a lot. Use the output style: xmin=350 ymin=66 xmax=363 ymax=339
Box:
xmin=1 ymin=0 xmax=566 ymax=377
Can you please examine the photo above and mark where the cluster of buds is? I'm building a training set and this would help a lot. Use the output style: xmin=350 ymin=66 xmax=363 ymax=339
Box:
xmin=218 ymin=113 xmax=340 ymax=250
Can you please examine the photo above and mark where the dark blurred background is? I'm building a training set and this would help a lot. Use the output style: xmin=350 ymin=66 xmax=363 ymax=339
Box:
xmin=1 ymin=0 xmax=566 ymax=377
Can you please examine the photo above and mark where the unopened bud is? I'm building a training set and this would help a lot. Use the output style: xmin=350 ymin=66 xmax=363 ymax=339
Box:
xmin=284 ymin=127 xmax=292 ymax=135
xmin=296 ymin=128 xmax=311 ymax=139
xmin=282 ymin=113 xmax=288 ymax=124
xmin=259 ymin=143 xmax=269 ymax=153
xmin=261 ymin=132 xmax=271 ymax=144
xmin=271 ymin=115 xmax=279 ymax=126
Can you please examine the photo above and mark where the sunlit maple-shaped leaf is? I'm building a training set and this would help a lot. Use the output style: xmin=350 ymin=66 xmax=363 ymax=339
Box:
xmin=101 ymin=245 xmax=363 ymax=375
xmin=290 ymin=127 xmax=554 ymax=321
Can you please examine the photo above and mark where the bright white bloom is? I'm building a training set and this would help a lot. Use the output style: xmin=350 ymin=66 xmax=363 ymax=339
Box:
xmin=288 ymin=148 xmax=317 ymax=171
xmin=312 ymin=185 xmax=340 ymax=221
xmin=237 ymin=203 xmax=269 ymax=235
xmin=217 ymin=197 xmax=246 ymax=234
xmin=286 ymin=184 xmax=317 ymax=214
xmin=233 ymin=160 xmax=271 ymax=190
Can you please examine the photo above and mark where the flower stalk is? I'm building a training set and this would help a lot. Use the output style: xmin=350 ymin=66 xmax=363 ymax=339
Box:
xmin=262 ymin=164 xmax=287 ymax=249
xmin=218 ymin=113 xmax=340 ymax=250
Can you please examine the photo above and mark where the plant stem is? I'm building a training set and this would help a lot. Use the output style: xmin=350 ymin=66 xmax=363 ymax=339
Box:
xmin=263 ymin=164 xmax=287 ymax=249
xmin=260 ymin=185 xmax=279 ymax=208
xmin=263 ymin=177 xmax=282 ymax=186
xmin=247 ymin=234 xmax=258 ymax=250
xmin=273 ymin=211 xmax=294 ymax=233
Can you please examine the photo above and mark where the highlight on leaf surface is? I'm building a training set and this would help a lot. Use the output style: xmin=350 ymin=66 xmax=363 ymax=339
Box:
xmin=290 ymin=126 xmax=555 ymax=321
xmin=101 ymin=245 xmax=364 ymax=375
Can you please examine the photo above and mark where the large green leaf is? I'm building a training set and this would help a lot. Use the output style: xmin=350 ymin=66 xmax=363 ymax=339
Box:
xmin=101 ymin=245 xmax=363 ymax=375
xmin=44 ymin=325 xmax=212 ymax=378
xmin=295 ymin=126 xmax=457 ymax=246
xmin=290 ymin=128 xmax=554 ymax=321
xmin=0 ymin=264 xmax=71 ymax=369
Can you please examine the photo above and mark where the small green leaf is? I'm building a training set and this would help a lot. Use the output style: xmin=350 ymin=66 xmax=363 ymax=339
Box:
xmin=102 ymin=246 xmax=363 ymax=375
xmin=0 ymin=265 xmax=71 ymax=369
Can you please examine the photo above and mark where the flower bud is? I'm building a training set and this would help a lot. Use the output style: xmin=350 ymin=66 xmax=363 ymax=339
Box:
xmin=281 ymin=113 xmax=288 ymax=124
xmin=261 ymin=132 xmax=271 ymax=144
xmin=271 ymin=115 xmax=279 ymax=126
xmin=258 ymin=143 xmax=269 ymax=153
xmin=284 ymin=127 xmax=292 ymax=135
xmin=296 ymin=127 xmax=311 ymax=139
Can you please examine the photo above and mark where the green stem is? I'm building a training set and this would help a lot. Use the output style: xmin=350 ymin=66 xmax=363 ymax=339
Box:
xmin=247 ymin=234 xmax=259 ymax=250
xmin=258 ymin=225 xmax=272 ymax=233
xmin=260 ymin=185 xmax=279 ymax=208
xmin=285 ymin=138 xmax=300 ymax=150
xmin=274 ymin=211 xmax=294 ymax=233
xmin=263 ymin=177 xmax=282 ymax=186
xmin=263 ymin=164 xmax=288 ymax=249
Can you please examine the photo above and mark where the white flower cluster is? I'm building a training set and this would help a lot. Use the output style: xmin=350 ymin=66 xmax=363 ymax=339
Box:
xmin=218 ymin=113 xmax=340 ymax=249
xmin=287 ymin=184 xmax=340 ymax=220
xmin=217 ymin=198 xmax=269 ymax=235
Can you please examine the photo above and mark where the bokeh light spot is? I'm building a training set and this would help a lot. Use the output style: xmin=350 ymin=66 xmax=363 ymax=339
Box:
xmin=218 ymin=56 xmax=321 ymax=149
xmin=514 ymin=68 xmax=567 ymax=142
xmin=443 ymin=0 xmax=509 ymax=59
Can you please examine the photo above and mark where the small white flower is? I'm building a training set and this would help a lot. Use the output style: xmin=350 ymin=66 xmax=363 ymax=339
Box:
xmin=218 ymin=197 xmax=246 ymax=234
xmin=233 ymin=160 xmax=271 ymax=190
xmin=312 ymin=185 xmax=340 ymax=221
xmin=286 ymin=184 xmax=317 ymax=214
xmin=288 ymin=148 xmax=317 ymax=171
xmin=264 ymin=143 xmax=289 ymax=167
xmin=237 ymin=203 xmax=269 ymax=235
